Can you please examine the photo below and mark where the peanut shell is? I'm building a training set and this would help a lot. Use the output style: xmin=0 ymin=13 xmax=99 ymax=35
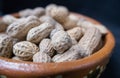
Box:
xmin=2 ymin=15 xmax=17 ymax=25
xmin=78 ymin=27 xmax=102 ymax=57
xmin=27 ymin=22 xmax=54 ymax=44
xmin=6 ymin=16 xmax=40 ymax=40
xmin=63 ymin=14 xmax=79 ymax=30
xmin=51 ymin=30 xmax=72 ymax=53
xmin=52 ymin=44 xmax=81 ymax=62
xmin=39 ymin=38 xmax=55 ymax=56
xmin=67 ymin=27 xmax=82 ymax=41
xmin=33 ymin=52 xmax=51 ymax=63
xmin=0 ymin=33 xmax=13 ymax=58
xmin=13 ymin=41 xmax=39 ymax=61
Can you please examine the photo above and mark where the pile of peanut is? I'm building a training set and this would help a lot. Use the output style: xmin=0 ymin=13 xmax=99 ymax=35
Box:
xmin=0 ymin=4 xmax=108 ymax=63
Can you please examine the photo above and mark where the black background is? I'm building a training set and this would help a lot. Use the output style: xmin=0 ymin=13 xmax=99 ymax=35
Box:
xmin=0 ymin=0 xmax=120 ymax=78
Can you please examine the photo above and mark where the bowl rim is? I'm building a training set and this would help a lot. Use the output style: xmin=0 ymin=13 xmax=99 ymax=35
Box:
xmin=0 ymin=12 xmax=115 ymax=77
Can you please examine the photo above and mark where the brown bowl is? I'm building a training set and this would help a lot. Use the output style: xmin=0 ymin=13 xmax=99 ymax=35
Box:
xmin=0 ymin=13 xmax=115 ymax=78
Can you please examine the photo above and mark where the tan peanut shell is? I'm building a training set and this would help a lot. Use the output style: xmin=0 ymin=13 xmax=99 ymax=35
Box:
xmin=77 ymin=19 xmax=93 ymax=27
xmin=50 ymin=23 xmax=64 ymax=38
xmin=52 ymin=44 xmax=81 ymax=62
xmin=17 ymin=56 xmax=33 ymax=61
xmin=95 ymin=25 xmax=108 ymax=34
xmin=0 ymin=19 xmax=8 ymax=32
xmin=71 ymin=37 xmax=78 ymax=45
xmin=94 ymin=39 xmax=103 ymax=52
xmin=49 ymin=6 xmax=69 ymax=23
xmin=40 ymin=15 xmax=64 ymax=38
xmin=39 ymin=15 xmax=64 ymax=37
xmin=33 ymin=52 xmax=51 ymax=63
xmin=6 ymin=16 xmax=40 ymax=40
xmin=39 ymin=38 xmax=55 ymax=56
xmin=2 ymin=15 xmax=17 ymax=25
xmin=27 ymin=22 xmax=54 ymax=44
xmin=45 ymin=4 xmax=57 ymax=15
xmin=77 ymin=20 xmax=108 ymax=34
xmin=0 ymin=33 xmax=13 ymax=58
xmin=19 ymin=9 xmax=33 ymax=17
xmin=13 ymin=41 xmax=39 ymax=61
xmin=67 ymin=27 xmax=83 ymax=41
xmin=51 ymin=30 xmax=72 ymax=53
xmin=78 ymin=27 xmax=102 ymax=57
xmin=39 ymin=15 xmax=56 ymax=25
xmin=63 ymin=14 xmax=79 ymax=30
xmin=32 ymin=7 xmax=45 ymax=17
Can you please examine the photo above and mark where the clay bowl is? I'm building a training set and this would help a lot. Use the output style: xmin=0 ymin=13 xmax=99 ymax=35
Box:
xmin=0 ymin=13 xmax=115 ymax=78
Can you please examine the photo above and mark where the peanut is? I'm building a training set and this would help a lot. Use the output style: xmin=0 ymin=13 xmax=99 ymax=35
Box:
xmin=0 ymin=33 xmax=13 ymax=58
xmin=2 ymin=15 xmax=17 ymax=25
xmin=52 ymin=44 xmax=81 ymax=62
xmin=49 ymin=6 xmax=69 ymax=23
xmin=33 ymin=52 xmax=51 ymax=63
xmin=67 ymin=27 xmax=83 ymax=41
xmin=51 ymin=30 xmax=72 ymax=53
xmin=77 ymin=20 xmax=108 ymax=34
xmin=63 ymin=14 xmax=79 ymax=30
xmin=78 ymin=27 xmax=102 ymax=57
xmin=32 ymin=7 xmax=45 ymax=17
xmin=45 ymin=4 xmax=57 ymax=15
xmin=50 ymin=22 xmax=64 ymax=38
xmin=13 ymin=41 xmax=39 ymax=61
xmin=6 ymin=16 xmax=40 ymax=40
xmin=39 ymin=15 xmax=56 ymax=25
xmin=27 ymin=22 xmax=54 ymax=44
xmin=0 ymin=19 xmax=8 ymax=32
xmin=19 ymin=9 xmax=33 ymax=17
xmin=39 ymin=38 xmax=55 ymax=56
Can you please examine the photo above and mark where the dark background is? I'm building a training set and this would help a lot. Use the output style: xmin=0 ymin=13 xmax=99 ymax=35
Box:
xmin=0 ymin=0 xmax=120 ymax=78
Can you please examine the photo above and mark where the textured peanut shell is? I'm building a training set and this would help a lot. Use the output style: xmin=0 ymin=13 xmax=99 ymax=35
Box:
xmin=39 ymin=15 xmax=56 ymax=25
xmin=67 ymin=27 xmax=82 ymax=41
xmin=17 ymin=56 xmax=33 ymax=61
xmin=19 ymin=9 xmax=33 ymax=17
xmin=2 ymin=15 xmax=17 ymax=25
xmin=45 ymin=4 xmax=57 ymax=15
xmin=77 ymin=20 xmax=93 ymax=28
xmin=78 ymin=27 xmax=102 ymax=57
xmin=77 ymin=20 xmax=108 ymax=34
xmin=50 ymin=6 xmax=69 ymax=23
xmin=63 ymin=14 xmax=79 ymax=30
xmin=32 ymin=7 xmax=45 ymax=17
xmin=51 ymin=30 xmax=72 ymax=53
xmin=13 ymin=41 xmax=39 ymax=60
xmin=50 ymin=23 xmax=64 ymax=38
xmin=94 ymin=39 xmax=103 ymax=52
xmin=95 ymin=25 xmax=108 ymax=34
xmin=39 ymin=15 xmax=64 ymax=37
xmin=39 ymin=39 xmax=55 ymax=56
xmin=52 ymin=44 xmax=81 ymax=62
xmin=71 ymin=37 xmax=78 ymax=45
xmin=27 ymin=22 xmax=54 ymax=44
xmin=0 ymin=33 xmax=13 ymax=58
xmin=0 ymin=19 xmax=8 ymax=32
xmin=12 ymin=56 xmax=33 ymax=61
xmin=6 ymin=16 xmax=40 ymax=40
xmin=33 ymin=52 xmax=51 ymax=63
xmin=39 ymin=15 xmax=61 ymax=38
